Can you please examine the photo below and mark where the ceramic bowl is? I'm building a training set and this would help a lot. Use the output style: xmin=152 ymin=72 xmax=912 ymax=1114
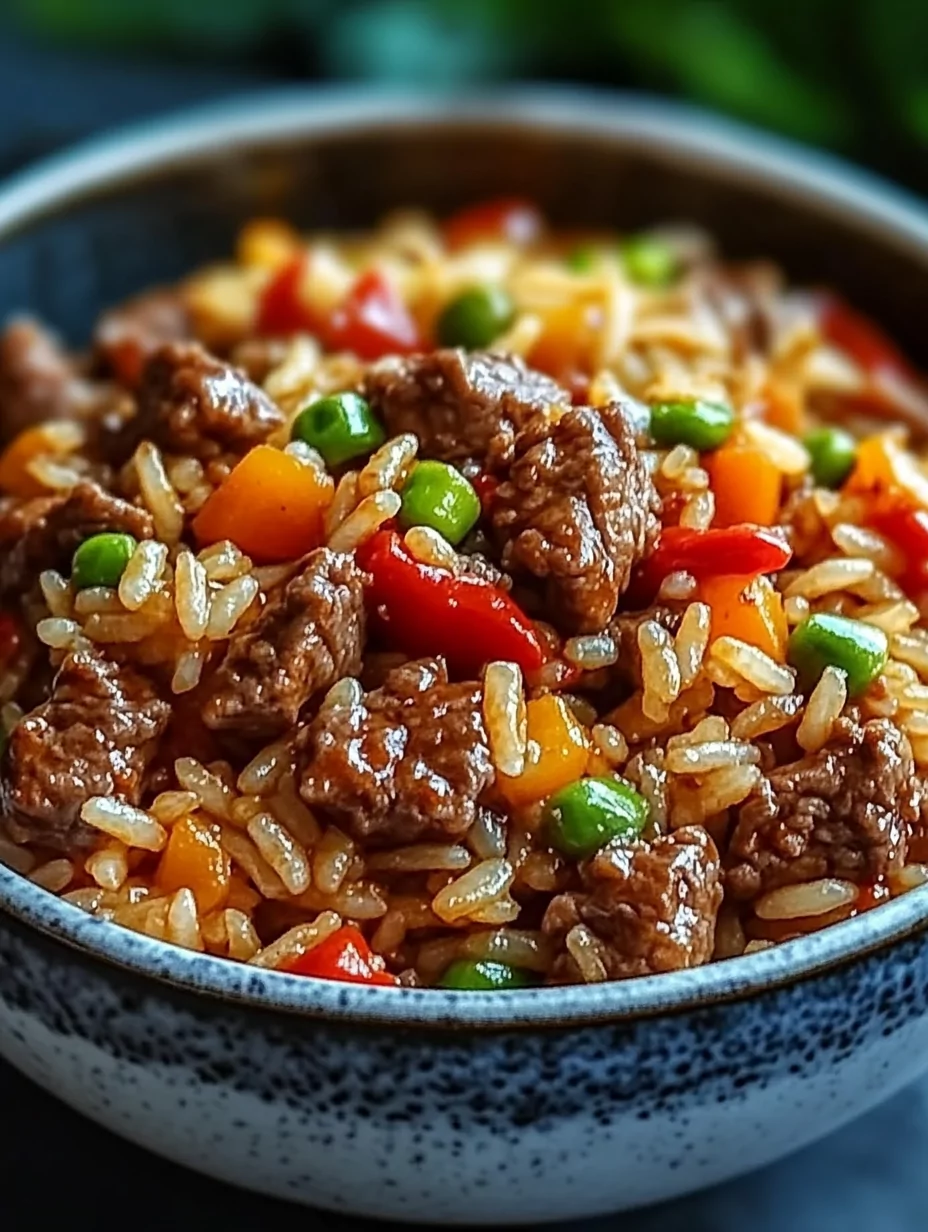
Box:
xmin=3 ymin=89 xmax=928 ymax=1225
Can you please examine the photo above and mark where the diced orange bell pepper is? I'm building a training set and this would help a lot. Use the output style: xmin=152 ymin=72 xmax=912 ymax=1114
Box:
xmin=846 ymin=432 xmax=928 ymax=510
xmin=762 ymin=378 xmax=806 ymax=436
xmin=236 ymin=218 xmax=303 ymax=271
xmin=498 ymin=694 xmax=590 ymax=808
xmin=0 ymin=425 xmax=57 ymax=498
xmin=528 ymin=302 xmax=599 ymax=383
xmin=156 ymin=816 xmax=231 ymax=915
xmin=193 ymin=445 xmax=334 ymax=563
xmin=700 ymin=573 xmax=788 ymax=661
xmin=707 ymin=443 xmax=782 ymax=527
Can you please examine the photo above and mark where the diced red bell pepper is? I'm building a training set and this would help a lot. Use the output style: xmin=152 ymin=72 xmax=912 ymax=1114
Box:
xmin=286 ymin=926 xmax=400 ymax=986
xmin=869 ymin=503 xmax=928 ymax=596
xmin=627 ymin=525 xmax=793 ymax=606
xmin=256 ymin=254 xmax=323 ymax=336
xmin=356 ymin=530 xmax=545 ymax=677
xmin=471 ymin=473 xmax=500 ymax=513
xmin=444 ymin=197 xmax=543 ymax=250
xmin=820 ymin=295 xmax=912 ymax=379
xmin=327 ymin=269 xmax=421 ymax=360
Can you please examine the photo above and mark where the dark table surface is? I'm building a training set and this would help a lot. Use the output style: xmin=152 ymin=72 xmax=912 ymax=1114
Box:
xmin=0 ymin=20 xmax=926 ymax=1231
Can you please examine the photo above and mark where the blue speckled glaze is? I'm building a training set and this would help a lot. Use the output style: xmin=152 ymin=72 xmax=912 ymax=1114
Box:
xmin=4 ymin=92 xmax=928 ymax=1222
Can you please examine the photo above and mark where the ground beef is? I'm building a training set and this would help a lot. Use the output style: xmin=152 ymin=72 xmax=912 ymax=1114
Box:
xmin=2 ymin=649 xmax=170 ymax=852
xmin=491 ymin=403 xmax=660 ymax=634
xmin=95 ymin=288 xmax=192 ymax=388
xmin=0 ymin=318 xmax=103 ymax=444
xmin=364 ymin=349 xmax=568 ymax=470
xmin=298 ymin=657 xmax=496 ymax=845
xmin=727 ymin=715 xmax=920 ymax=899
xmin=0 ymin=480 xmax=153 ymax=597
xmin=114 ymin=341 xmax=285 ymax=462
xmin=543 ymin=826 xmax=723 ymax=980
xmin=203 ymin=549 xmax=366 ymax=740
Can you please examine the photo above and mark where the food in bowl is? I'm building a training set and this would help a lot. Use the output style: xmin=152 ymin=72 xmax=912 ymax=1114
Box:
xmin=1 ymin=197 xmax=927 ymax=991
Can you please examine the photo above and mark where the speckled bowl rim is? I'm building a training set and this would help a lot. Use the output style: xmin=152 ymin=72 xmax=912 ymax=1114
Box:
xmin=3 ymin=86 xmax=928 ymax=1029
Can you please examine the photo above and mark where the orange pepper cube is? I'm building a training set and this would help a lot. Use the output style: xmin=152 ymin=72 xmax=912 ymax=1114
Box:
xmin=193 ymin=444 xmax=334 ymax=563
xmin=700 ymin=573 xmax=787 ymax=662
xmin=156 ymin=815 xmax=232 ymax=915
xmin=707 ymin=443 xmax=782 ymax=528
xmin=498 ymin=694 xmax=589 ymax=808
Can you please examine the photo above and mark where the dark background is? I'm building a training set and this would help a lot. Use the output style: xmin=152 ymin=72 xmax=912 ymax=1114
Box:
xmin=2 ymin=5 xmax=928 ymax=1229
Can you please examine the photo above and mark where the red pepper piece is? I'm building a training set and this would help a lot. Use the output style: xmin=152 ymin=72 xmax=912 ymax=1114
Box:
xmin=627 ymin=525 xmax=793 ymax=606
xmin=256 ymin=255 xmax=323 ymax=336
xmin=327 ymin=269 xmax=421 ymax=360
xmin=820 ymin=295 xmax=912 ymax=379
xmin=444 ymin=197 xmax=543 ymax=250
xmin=869 ymin=504 xmax=928 ymax=596
xmin=287 ymin=926 xmax=400 ymax=986
xmin=357 ymin=530 xmax=545 ymax=677
xmin=471 ymin=473 xmax=499 ymax=513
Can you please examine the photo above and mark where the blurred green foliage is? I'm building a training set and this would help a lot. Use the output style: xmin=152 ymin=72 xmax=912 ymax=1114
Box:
xmin=12 ymin=0 xmax=928 ymax=186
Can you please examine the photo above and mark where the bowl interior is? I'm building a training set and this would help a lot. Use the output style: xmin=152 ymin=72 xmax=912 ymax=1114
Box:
xmin=2 ymin=94 xmax=928 ymax=364
xmin=2 ymin=91 xmax=928 ymax=1025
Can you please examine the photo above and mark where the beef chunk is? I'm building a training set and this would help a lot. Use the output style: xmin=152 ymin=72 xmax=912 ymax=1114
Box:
xmin=298 ymin=657 xmax=495 ymax=845
xmin=543 ymin=826 xmax=723 ymax=980
xmin=727 ymin=716 xmax=920 ymax=899
xmin=0 ymin=480 xmax=153 ymax=596
xmin=115 ymin=342 xmax=285 ymax=462
xmin=2 ymin=649 xmax=170 ymax=852
xmin=491 ymin=404 xmax=660 ymax=634
xmin=364 ymin=349 xmax=567 ymax=469
xmin=95 ymin=288 xmax=192 ymax=387
xmin=203 ymin=548 xmax=366 ymax=740
xmin=0 ymin=319 xmax=101 ymax=444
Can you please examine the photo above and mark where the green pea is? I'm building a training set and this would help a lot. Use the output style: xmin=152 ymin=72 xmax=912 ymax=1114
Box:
xmin=545 ymin=776 xmax=650 ymax=860
xmin=566 ymin=245 xmax=598 ymax=273
xmin=71 ymin=533 xmax=137 ymax=591
xmin=436 ymin=285 xmax=515 ymax=350
xmin=291 ymin=392 xmax=385 ymax=468
xmin=620 ymin=235 xmax=679 ymax=287
xmin=804 ymin=427 xmax=857 ymax=489
xmin=399 ymin=460 xmax=481 ymax=546
xmin=438 ymin=959 xmax=535 ymax=990
xmin=787 ymin=613 xmax=888 ymax=698
xmin=649 ymin=399 xmax=735 ymax=452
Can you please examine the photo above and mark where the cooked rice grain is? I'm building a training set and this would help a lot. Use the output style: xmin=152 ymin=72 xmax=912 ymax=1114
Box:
xmin=755 ymin=878 xmax=858 ymax=920
xmin=326 ymin=489 xmax=401 ymax=552
xmin=565 ymin=924 xmax=608 ymax=983
xmin=119 ymin=540 xmax=168 ymax=611
xmin=246 ymin=812 xmax=311 ymax=895
xmin=674 ymin=601 xmax=711 ymax=688
xmin=80 ymin=797 xmax=167 ymax=851
xmin=135 ymin=441 xmax=185 ymax=544
xmin=638 ymin=620 xmax=682 ymax=720
xmin=797 ymin=665 xmax=848 ymax=752
xmin=431 ymin=858 xmax=514 ymax=923
xmin=710 ymin=637 xmax=795 ymax=695
xmin=358 ymin=432 xmax=418 ymax=496
xmin=249 ymin=911 xmax=343 ymax=969
xmin=483 ymin=661 xmax=528 ymax=777
xmin=403 ymin=525 xmax=457 ymax=569
xmin=206 ymin=574 xmax=260 ymax=640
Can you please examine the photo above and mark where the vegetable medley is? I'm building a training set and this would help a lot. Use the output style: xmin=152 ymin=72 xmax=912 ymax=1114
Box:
xmin=1 ymin=199 xmax=928 ymax=990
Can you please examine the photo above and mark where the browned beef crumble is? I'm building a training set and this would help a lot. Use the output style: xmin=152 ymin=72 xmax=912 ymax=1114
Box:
xmin=298 ymin=657 xmax=497 ymax=845
xmin=543 ymin=826 xmax=723 ymax=979
xmin=727 ymin=715 xmax=921 ymax=898
xmin=94 ymin=288 xmax=192 ymax=386
xmin=114 ymin=341 xmax=285 ymax=463
xmin=203 ymin=548 xmax=366 ymax=740
xmin=364 ymin=349 xmax=568 ymax=470
xmin=0 ymin=319 xmax=104 ymax=443
xmin=491 ymin=404 xmax=661 ymax=634
xmin=0 ymin=479 xmax=153 ymax=596
xmin=2 ymin=649 xmax=170 ymax=851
